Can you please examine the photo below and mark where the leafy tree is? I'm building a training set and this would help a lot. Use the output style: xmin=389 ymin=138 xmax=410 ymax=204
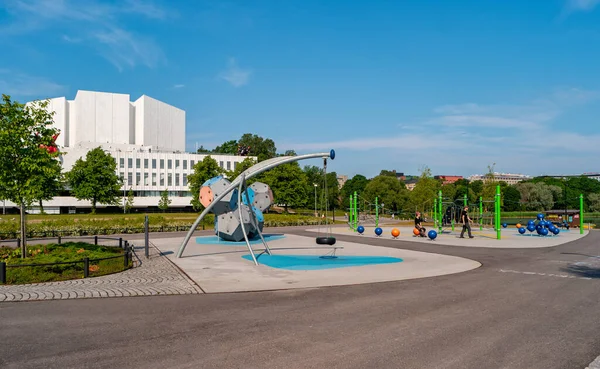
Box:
xmin=187 ymin=155 xmax=223 ymax=211
xmin=283 ymin=150 xmax=297 ymax=156
xmin=323 ymin=171 xmax=341 ymax=210
xmin=66 ymin=147 xmax=122 ymax=213
xmin=213 ymin=140 xmax=238 ymax=155
xmin=588 ymin=193 xmax=600 ymax=212
xmin=514 ymin=182 xmax=555 ymax=211
xmin=124 ymin=188 xmax=134 ymax=213
xmin=341 ymin=174 xmax=370 ymax=203
xmin=441 ymin=183 xmax=457 ymax=201
xmin=408 ymin=166 xmax=440 ymax=213
xmin=196 ymin=145 xmax=212 ymax=153
xmin=238 ymin=133 xmax=277 ymax=162
xmin=227 ymin=157 xmax=256 ymax=181
xmin=470 ymin=180 xmax=484 ymax=197
xmin=261 ymin=162 xmax=307 ymax=212
xmin=0 ymin=95 xmax=63 ymax=257
xmin=364 ymin=175 xmax=409 ymax=214
xmin=502 ymin=185 xmax=521 ymax=212
xmin=37 ymin=155 xmax=64 ymax=214
xmin=379 ymin=170 xmax=398 ymax=177
xmin=158 ymin=189 xmax=171 ymax=212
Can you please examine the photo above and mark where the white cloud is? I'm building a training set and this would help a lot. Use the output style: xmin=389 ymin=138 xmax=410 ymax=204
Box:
xmin=219 ymin=58 xmax=252 ymax=87
xmin=0 ymin=70 xmax=66 ymax=97
xmin=172 ymin=84 xmax=185 ymax=89
xmin=565 ymin=0 xmax=600 ymax=12
xmin=0 ymin=0 xmax=169 ymax=71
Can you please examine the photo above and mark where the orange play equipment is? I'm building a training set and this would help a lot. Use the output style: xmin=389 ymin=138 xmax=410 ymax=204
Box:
xmin=413 ymin=228 xmax=420 ymax=236
xmin=391 ymin=228 xmax=400 ymax=238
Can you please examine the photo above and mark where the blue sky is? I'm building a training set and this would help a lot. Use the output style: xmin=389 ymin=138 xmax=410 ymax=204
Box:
xmin=2 ymin=0 xmax=600 ymax=179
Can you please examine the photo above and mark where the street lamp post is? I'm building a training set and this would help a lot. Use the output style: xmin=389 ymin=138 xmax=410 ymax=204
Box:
xmin=123 ymin=178 xmax=127 ymax=214
xmin=313 ymin=183 xmax=318 ymax=217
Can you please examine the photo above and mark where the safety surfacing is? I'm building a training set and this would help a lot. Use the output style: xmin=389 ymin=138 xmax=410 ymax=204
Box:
xmin=196 ymin=234 xmax=286 ymax=245
xmin=153 ymin=234 xmax=480 ymax=293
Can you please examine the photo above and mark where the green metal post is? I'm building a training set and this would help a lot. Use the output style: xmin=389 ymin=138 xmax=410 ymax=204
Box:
xmin=496 ymin=185 xmax=501 ymax=240
xmin=434 ymin=198 xmax=438 ymax=230
xmin=479 ymin=196 xmax=483 ymax=231
xmin=349 ymin=195 xmax=353 ymax=230
xmin=438 ymin=190 xmax=443 ymax=231
xmin=354 ymin=191 xmax=358 ymax=231
xmin=375 ymin=196 xmax=379 ymax=228
xmin=580 ymin=194 xmax=584 ymax=235
xmin=464 ymin=193 xmax=467 ymax=206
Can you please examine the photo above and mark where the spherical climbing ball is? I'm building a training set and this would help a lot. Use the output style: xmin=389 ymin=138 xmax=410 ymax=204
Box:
xmin=527 ymin=224 xmax=536 ymax=233
xmin=516 ymin=223 xmax=522 ymax=229
xmin=413 ymin=228 xmax=420 ymax=236
xmin=528 ymin=220 xmax=535 ymax=227
xmin=427 ymin=230 xmax=437 ymax=240
xmin=391 ymin=228 xmax=400 ymax=238
xmin=540 ymin=228 xmax=549 ymax=236
xmin=537 ymin=213 xmax=544 ymax=220
xmin=552 ymin=227 xmax=560 ymax=235
xmin=374 ymin=227 xmax=383 ymax=236
xmin=357 ymin=225 xmax=365 ymax=234
xmin=518 ymin=227 xmax=526 ymax=234
xmin=502 ymin=223 xmax=507 ymax=228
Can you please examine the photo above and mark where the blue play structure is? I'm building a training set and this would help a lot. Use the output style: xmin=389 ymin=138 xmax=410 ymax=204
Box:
xmin=519 ymin=214 xmax=560 ymax=237
xmin=357 ymin=225 xmax=365 ymax=234
xmin=374 ymin=227 xmax=383 ymax=236
xmin=428 ymin=230 xmax=437 ymax=240
xmin=242 ymin=254 xmax=403 ymax=270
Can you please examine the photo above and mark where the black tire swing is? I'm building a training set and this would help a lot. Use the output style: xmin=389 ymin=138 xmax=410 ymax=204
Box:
xmin=315 ymin=157 xmax=336 ymax=246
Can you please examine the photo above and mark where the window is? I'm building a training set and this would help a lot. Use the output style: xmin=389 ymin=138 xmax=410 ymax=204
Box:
xmin=144 ymin=159 xmax=148 ymax=169
xmin=127 ymin=172 xmax=132 ymax=186
xmin=120 ymin=172 xmax=124 ymax=181
xmin=136 ymin=172 xmax=141 ymax=186
xmin=160 ymin=159 xmax=164 ymax=169
xmin=219 ymin=161 xmax=224 ymax=168
xmin=183 ymin=174 xmax=188 ymax=186
xmin=168 ymin=173 xmax=172 ymax=186
xmin=119 ymin=158 xmax=124 ymax=168
xmin=152 ymin=159 xmax=156 ymax=169
xmin=160 ymin=173 xmax=164 ymax=186
xmin=144 ymin=173 xmax=149 ymax=186
xmin=183 ymin=160 xmax=187 ymax=170
xmin=128 ymin=158 xmax=132 ymax=168
xmin=152 ymin=173 xmax=157 ymax=186
xmin=190 ymin=160 xmax=195 ymax=168
xmin=168 ymin=159 xmax=172 ymax=169
xmin=227 ymin=161 xmax=231 ymax=170
xmin=175 ymin=160 xmax=180 ymax=168
xmin=175 ymin=174 xmax=180 ymax=186
xmin=234 ymin=162 xmax=238 ymax=169
xmin=136 ymin=159 xmax=140 ymax=168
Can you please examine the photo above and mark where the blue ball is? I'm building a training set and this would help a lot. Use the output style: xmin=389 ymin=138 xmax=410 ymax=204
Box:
xmin=538 ymin=220 xmax=546 ymax=227
xmin=428 ymin=230 xmax=437 ymax=240
xmin=357 ymin=225 xmax=365 ymax=234
xmin=502 ymin=223 xmax=507 ymax=228
xmin=518 ymin=227 xmax=526 ymax=234
xmin=527 ymin=225 xmax=536 ymax=232
xmin=552 ymin=227 xmax=560 ymax=235
xmin=540 ymin=228 xmax=549 ymax=236
xmin=374 ymin=227 xmax=383 ymax=236
xmin=537 ymin=213 xmax=544 ymax=220
xmin=536 ymin=227 xmax=542 ymax=235
xmin=528 ymin=220 xmax=535 ymax=226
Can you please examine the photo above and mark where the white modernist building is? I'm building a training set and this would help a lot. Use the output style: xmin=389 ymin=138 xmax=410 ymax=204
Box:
xmin=467 ymin=172 xmax=531 ymax=185
xmin=6 ymin=90 xmax=251 ymax=213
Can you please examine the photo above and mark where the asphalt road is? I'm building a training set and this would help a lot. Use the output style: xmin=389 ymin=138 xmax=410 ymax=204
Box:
xmin=2 ymin=229 xmax=600 ymax=369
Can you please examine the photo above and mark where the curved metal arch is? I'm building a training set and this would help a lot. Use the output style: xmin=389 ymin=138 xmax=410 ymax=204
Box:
xmin=176 ymin=151 xmax=335 ymax=258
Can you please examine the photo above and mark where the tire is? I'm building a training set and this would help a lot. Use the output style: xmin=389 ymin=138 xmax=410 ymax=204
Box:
xmin=315 ymin=237 xmax=336 ymax=245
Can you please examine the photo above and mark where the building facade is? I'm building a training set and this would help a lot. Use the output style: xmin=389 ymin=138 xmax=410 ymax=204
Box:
xmin=434 ymin=175 xmax=463 ymax=185
xmin=7 ymin=90 xmax=251 ymax=213
xmin=467 ymin=172 xmax=531 ymax=185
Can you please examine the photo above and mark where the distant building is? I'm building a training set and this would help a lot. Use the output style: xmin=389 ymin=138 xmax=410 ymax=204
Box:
xmin=337 ymin=175 xmax=348 ymax=188
xmin=468 ymin=172 xmax=531 ymax=185
xmin=434 ymin=175 xmax=463 ymax=185
xmin=405 ymin=179 xmax=418 ymax=191
xmin=583 ymin=172 xmax=600 ymax=181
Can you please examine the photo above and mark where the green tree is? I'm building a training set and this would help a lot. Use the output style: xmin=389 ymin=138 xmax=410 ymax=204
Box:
xmin=37 ymin=155 xmax=64 ymax=214
xmin=261 ymin=162 xmax=307 ymax=212
xmin=514 ymin=182 xmax=555 ymax=211
xmin=124 ymin=188 xmax=134 ymax=213
xmin=470 ymin=180 xmax=484 ymax=197
xmin=227 ymin=157 xmax=256 ymax=181
xmin=0 ymin=95 xmax=63 ymax=257
xmin=408 ymin=166 xmax=440 ymax=213
xmin=158 ymin=189 xmax=171 ymax=212
xmin=213 ymin=140 xmax=238 ymax=154
xmin=341 ymin=174 xmax=370 ymax=203
xmin=66 ymin=147 xmax=122 ymax=213
xmin=238 ymin=133 xmax=277 ymax=162
xmin=196 ymin=145 xmax=212 ymax=153
xmin=379 ymin=170 xmax=398 ymax=177
xmin=187 ymin=155 xmax=223 ymax=211
xmin=364 ymin=175 xmax=408 ymax=214
xmin=588 ymin=193 xmax=600 ymax=212
xmin=502 ymin=186 xmax=521 ymax=212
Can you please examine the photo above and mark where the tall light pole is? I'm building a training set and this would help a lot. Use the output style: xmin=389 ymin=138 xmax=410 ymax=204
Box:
xmin=123 ymin=177 xmax=127 ymax=214
xmin=313 ymin=183 xmax=318 ymax=217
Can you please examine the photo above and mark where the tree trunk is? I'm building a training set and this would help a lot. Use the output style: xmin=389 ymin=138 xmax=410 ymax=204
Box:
xmin=92 ymin=199 xmax=96 ymax=214
xmin=39 ymin=200 xmax=44 ymax=214
xmin=20 ymin=202 xmax=26 ymax=259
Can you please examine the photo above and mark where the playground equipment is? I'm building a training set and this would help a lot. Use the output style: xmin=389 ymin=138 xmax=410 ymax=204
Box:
xmin=428 ymin=230 xmax=437 ymax=240
xmin=177 ymin=150 xmax=336 ymax=264
xmin=357 ymin=225 xmax=365 ymax=234
xmin=520 ymin=214 xmax=563 ymax=237
xmin=391 ymin=228 xmax=400 ymax=239
xmin=374 ymin=227 xmax=383 ymax=236
xmin=348 ymin=193 xmax=384 ymax=231
xmin=315 ymin=154 xmax=336 ymax=246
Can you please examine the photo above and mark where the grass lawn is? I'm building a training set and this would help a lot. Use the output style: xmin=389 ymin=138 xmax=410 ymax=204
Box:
xmin=0 ymin=242 xmax=129 ymax=284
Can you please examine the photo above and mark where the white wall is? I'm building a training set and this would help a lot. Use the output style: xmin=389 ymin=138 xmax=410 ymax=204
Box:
xmin=133 ymin=95 xmax=185 ymax=152
xmin=47 ymin=97 xmax=68 ymax=148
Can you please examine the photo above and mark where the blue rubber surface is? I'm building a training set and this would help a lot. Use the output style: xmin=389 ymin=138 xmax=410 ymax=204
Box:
xmin=196 ymin=234 xmax=286 ymax=245
xmin=242 ymin=254 xmax=403 ymax=270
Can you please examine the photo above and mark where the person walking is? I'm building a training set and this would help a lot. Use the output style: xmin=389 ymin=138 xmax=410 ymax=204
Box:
xmin=460 ymin=206 xmax=474 ymax=239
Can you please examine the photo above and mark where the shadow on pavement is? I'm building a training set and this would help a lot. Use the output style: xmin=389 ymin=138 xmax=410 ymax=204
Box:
xmin=562 ymin=263 xmax=600 ymax=278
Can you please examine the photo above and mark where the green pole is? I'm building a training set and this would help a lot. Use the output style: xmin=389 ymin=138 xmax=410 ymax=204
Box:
xmin=464 ymin=193 xmax=467 ymax=206
xmin=496 ymin=185 xmax=501 ymax=240
xmin=580 ymin=193 xmax=584 ymax=235
xmin=479 ymin=196 xmax=483 ymax=231
xmin=349 ymin=195 xmax=353 ymax=230
xmin=438 ymin=190 xmax=443 ymax=232
xmin=434 ymin=198 xmax=438 ymax=230
xmin=375 ymin=196 xmax=379 ymax=228
xmin=354 ymin=191 xmax=358 ymax=230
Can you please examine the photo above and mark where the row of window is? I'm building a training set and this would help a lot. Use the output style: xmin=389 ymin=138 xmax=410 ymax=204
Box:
xmin=127 ymin=191 xmax=192 ymax=197
xmin=120 ymin=172 xmax=188 ymax=187
xmin=118 ymin=158 xmax=237 ymax=171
